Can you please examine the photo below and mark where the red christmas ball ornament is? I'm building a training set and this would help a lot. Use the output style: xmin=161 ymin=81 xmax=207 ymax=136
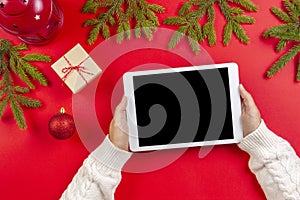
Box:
xmin=48 ymin=107 xmax=76 ymax=140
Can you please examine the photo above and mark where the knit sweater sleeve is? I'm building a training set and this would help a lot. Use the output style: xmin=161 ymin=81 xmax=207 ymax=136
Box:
xmin=60 ymin=136 xmax=132 ymax=200
xmin=238 ymin=120 xmax=300 ymax=200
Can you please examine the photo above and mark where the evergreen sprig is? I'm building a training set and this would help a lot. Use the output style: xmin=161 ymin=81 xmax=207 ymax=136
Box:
xmin=82 ymin=0 xmax=165 ymax=45
xmin=163 ymin=0 xmax=258 ymax=53
xmin=0 ymin=39 xmax=51 ymax=129
xmin=263 ymin=0 xmax=300 ymax=80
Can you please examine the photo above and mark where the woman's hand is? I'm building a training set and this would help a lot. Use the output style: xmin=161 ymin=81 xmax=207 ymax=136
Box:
xmin=109 ymin=96 xmax=130 ymax=151
xmin=239 ymin=84 xmax=261 ymax=137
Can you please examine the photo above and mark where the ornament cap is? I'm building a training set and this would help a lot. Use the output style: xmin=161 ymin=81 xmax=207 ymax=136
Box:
xmin=60 ymin=107 xmax=65 ymax=114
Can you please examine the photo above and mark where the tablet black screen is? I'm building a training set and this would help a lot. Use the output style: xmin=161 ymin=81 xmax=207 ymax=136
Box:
xmin=133 ymin=67 xmax=234 ymax=147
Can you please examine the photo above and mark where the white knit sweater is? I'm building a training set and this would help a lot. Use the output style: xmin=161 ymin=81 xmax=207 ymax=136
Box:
xmin=61 ymin=120 xmax=300 ymax=200
xmin=238 ymin=120 xmax=300 ymax=199
xmin=60 ymin=136 xmax=132 ymax=200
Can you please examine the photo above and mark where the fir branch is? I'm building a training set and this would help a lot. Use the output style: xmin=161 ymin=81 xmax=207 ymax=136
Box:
xmin=232 ymin=21 xmax=250 ymax=43
xmin=87 ymin=24 xmax=101 ymax=45
xmin=227 ymin=0 xmax=258 ymax=12
xmin=164 ymin=0 xmax=257 ymax=52
xmin=205 ymin=5 xmax=217 ymax=46
xmin=163 ymin=17 xmax=187 ymax=25
xmin=203 ymin=22 xmax=216 ymax=46
xmin=266 ymin=44 xmax=300 ymax=78
xmin=230 ymin=7 xmax=244 ymax=15
xmin=12 ymin=43 xmax=28 ymax=51
xmin=15 ymin=95 xmax=41 ymax=107
xmin=179 ymin=2 xmax=193 ymax=16
xmin=148 ymin=4 xmax=165 ymax=13
xmin=117 ymin=24 xmax=125 ymax=43
xmin=284 ymin=0 xmax=298 ymax=18
xmin=10 ymin=98 xmax=26 ymax=129
xmin=84 ymin=19 xmax=100 ymax=27
xmin=0 ymin=88 xmax=5 ymax=99
xmin=293 ymin=0 xmax=300 ymax=8
xmin=263 ymin=23 xmax=295 ymax=39
xmin=271 ymin=7 xmax=292 ymax=22
xmin=21 ymin=62 xmax=48 ymax=87
xmin=168 ymin=26 xmax=188 ymax=50
xmin=82 ymin=0 xmax=165 ymax=44
xmin=0 ymin=39 xmax=50 ymax=129
xmin=14 ymin=86 xmax=30 ymax=93
xmin=276 ymin=39 xmax=287 ymax=51
xmin=233 ymin=15 xmax=255 ymax=24
xmin=3 ymin=41 xmax=50 ymax=88
xmin=142 ymin=26 xmax=154 ymax=41
xmin=22 ymin=54 xmax=51 ymax=62
xmin=264 ymin=0 xmax=300 ymax=81
xmin=9 ymin=56 xmax=17 ymax=73
xmin=187 ymin=27 xmax=200 ymax=52
xmin=15 ymin=63 xmax=35 ymax=89
xmin=101 ymin=24 xmax=110 ymax=39
xmin=297 ymin=58 xmax=300 ymax=81
xmin=195 ymin=23 xmax=204 ymax=42
xmin=82 ymin=0 xmax=103 ymax=13
xmin=0 ymin=96 xmax=9 ymax=118
xmin=123 ymin=21 xmax=131 ymax=39
xmin=223 ymin=22 xmax=233 ymax=46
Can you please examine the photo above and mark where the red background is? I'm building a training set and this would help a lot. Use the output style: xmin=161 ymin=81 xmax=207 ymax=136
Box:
xmin=1 ymin=0 xmax=300 ymax=199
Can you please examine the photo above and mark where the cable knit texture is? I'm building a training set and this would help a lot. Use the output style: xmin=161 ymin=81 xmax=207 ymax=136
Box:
xmin=60 ymin=121 xmax=300 ymax=200
xmin=238 ymin=120 xmax=300 ymax=200
xmin=60 ymin=136 xmax=132 ymax=200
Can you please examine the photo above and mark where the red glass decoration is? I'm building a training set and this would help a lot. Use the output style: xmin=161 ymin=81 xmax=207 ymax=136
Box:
xmin=0 ymin=0 xmax=64 ymax=45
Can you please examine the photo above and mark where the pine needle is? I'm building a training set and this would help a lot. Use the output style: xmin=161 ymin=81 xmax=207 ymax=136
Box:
xmin=164 ymin=0 xmax=257 ymax=53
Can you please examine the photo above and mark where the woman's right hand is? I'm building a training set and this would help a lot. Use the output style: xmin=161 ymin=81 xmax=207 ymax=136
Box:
xmin=239 ymin=84 xmax=261 ymax=137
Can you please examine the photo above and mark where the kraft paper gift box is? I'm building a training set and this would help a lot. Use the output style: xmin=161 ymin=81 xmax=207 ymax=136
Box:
xmin=51 ymin=44 xmax=102 ymax=94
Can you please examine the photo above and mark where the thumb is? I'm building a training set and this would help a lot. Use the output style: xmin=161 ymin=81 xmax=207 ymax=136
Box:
xmin=115 ymin=96 xmax=127 ymax=113
xmin=239 ymin=84 xmax=255 ymax=107
xmin=113 ymin=96 xmax=129 ymax=133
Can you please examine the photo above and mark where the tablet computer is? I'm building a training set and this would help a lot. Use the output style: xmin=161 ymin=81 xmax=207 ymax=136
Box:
xmin=123 ymin=63 xmax=242 ymax=152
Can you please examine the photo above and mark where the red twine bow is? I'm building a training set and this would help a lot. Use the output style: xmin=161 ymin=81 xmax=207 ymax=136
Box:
xmin=61 ymin=56 xmax=94 ymax=84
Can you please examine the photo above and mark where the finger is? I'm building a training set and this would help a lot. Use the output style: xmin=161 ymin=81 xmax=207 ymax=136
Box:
xmin=114 ymin=96 xmax=129 ymax=133
xmin=115 ymin=96 xmax=127 ymax=113
xmin=239 ymin=84 xmax=250 ymax=100
xmin=241 ymin=100 xmax=246 ymax=114
xmin=239 ymin=84 xmax=255 ymax=107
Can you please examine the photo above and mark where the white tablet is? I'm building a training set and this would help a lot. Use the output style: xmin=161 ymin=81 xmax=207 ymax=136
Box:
xmin=123 ymin=63 xmax=242 ymax=152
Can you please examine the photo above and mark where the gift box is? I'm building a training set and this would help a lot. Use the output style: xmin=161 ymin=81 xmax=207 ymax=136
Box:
xmin=51 ymin=44 xmax=102 ymax=94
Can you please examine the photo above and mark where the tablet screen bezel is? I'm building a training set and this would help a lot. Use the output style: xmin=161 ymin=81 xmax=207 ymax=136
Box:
xmin=123 ymin=63 xmax=243 ymax=152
